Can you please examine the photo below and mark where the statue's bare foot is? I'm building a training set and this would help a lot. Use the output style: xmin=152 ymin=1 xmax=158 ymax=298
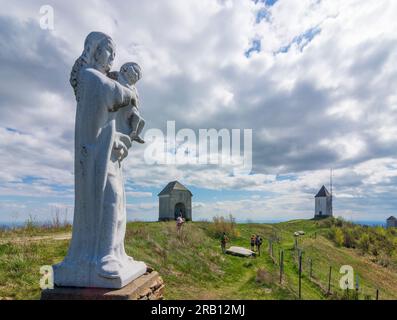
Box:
xmin=134 ymin=136 xmax=145 ymax=144
xmin=97 ymin=255 xmax=123 ymax=279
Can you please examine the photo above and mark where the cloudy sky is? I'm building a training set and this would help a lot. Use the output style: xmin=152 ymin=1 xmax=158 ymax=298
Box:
xmin=0 ymin=0 xmax=396 ymax=224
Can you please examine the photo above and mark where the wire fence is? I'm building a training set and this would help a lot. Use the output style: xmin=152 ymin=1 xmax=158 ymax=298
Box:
xmin=265 ymin=236 xmax=380 ymax=300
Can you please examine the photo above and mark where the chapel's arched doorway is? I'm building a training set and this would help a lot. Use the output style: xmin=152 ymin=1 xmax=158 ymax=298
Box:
xmin=174 ymin=202 xmax=186 ymax=220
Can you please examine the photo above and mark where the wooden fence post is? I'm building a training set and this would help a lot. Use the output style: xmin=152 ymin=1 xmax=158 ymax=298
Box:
xmin=279 ymin=250 xmax=284 ymax=284
xmin=298 ymin=251 xmax=302 ymax=299
xmin=376 ymin=289 xmax=379 ymax=300
xmin=309 ymin=258 xmax=313 ymax=279
xmin=327 ymin=266 xmax=332 ymax=295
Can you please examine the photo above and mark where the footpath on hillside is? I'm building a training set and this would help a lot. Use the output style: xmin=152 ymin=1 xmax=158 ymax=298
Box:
xmin=0 ymin=232 xmax=71 ymax=244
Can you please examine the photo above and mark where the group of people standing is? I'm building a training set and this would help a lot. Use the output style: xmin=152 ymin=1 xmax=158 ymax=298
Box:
xmin=220 ymin=232 xmax=263 ymax=256
xmin=250 ymin=234 xmax=263 ymax=256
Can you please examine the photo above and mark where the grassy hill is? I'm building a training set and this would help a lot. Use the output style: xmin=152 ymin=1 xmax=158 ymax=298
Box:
xmin=0 ymin=218 xmax=397 ymax=300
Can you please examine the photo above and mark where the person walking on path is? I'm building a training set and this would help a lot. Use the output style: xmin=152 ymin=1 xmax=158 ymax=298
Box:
xmin=176 ymin=214 xmax=185 ymax=237
xmin=250 ymin=234 xmax=256 ymax=251
xmin=221 ymin=232 xmax=229 ymax=254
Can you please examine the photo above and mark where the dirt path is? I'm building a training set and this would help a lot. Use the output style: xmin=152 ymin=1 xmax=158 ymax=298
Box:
xmin=0 ymin=232 xmax=71 ymax=244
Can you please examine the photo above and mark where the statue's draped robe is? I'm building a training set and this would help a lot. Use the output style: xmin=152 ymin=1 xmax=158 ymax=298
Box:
xmin=55 ymin=67 xmax=137 ymax=287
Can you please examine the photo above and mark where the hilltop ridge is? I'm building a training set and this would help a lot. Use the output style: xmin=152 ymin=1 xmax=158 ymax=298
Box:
xmin=0 ymin=218 xmax=396 ymax=300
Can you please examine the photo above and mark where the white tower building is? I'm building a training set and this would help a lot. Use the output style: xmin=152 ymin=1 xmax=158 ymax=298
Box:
xmin=314 ymin=185 xmax=333 ymax=218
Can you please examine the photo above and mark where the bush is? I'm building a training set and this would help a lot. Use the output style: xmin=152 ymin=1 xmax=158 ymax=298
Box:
xmin=377 ymin=253 xmax=392 ymax=268
xmin=325 ymin=219 xmax=397 ymax=269
xmin=342 ymin=227 xmax=356 ymax=248
xmin=255 ymin=268 xmax=274 ymax=286
xmin=335 ymin=217 xmax=344 ymax=227
xmin=208 ymin=215 xmax=239 ymax=239
xmin=331 ymin=227 xmax=344 ymax=247
xmin=358 ymin=233 xmax=370 ymax=254
xmin=317 ymin=218 xmax=334 ymax=228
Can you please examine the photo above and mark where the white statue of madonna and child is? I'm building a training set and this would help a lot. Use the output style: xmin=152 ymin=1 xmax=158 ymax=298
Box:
xmin=53 ymin=32 xmax=147 ymax=288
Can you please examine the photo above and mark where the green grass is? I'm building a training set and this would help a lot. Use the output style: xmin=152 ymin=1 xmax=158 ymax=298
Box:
xmin=0 ymin=224 xmax=72 ymax=239
xmin=0 ymin=219 xmax=396 ymax=300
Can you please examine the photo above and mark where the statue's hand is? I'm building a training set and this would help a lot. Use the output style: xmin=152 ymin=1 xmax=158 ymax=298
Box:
xmin=113 ymin=133 xmax=132 ymax=162
xmin=113 ymin=143 xmax=127 ymax=161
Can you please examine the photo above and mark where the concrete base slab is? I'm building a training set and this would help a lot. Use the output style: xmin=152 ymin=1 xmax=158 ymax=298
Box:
xmin=225 ymin=246 xmax=256 ymax=257
xmin=41 ymin=269 xmax=164 ymax=300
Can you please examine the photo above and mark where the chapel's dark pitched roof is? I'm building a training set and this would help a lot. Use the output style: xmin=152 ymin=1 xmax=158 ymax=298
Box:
xmin=158 ymin=181 xmax=192 ymax=196
xmin=315 ymin=185 xmax=331 ymax=198
xmin=387 ymin=216 xmax=397 ymax=221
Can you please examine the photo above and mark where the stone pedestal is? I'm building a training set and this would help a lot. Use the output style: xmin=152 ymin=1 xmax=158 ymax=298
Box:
xmin=41 ymin=269 xmax=164 ymax=300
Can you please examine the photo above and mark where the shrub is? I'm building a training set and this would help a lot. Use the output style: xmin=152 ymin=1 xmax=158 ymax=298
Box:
xmin=332 ymin=227 xmax=344 ymax=247
xmin=342 ymin=227 xmax=356 ymax=248
xmin=255 ymin=268 xmax=274 ymax=286
xmin=317 ymin=218 xmax=334 ymax=228
xmin=358 ymin=233 xmax=370 ymax=254
xmin=335 ymin=217 xmax=344 ymax=227
xmin=377 ymin=253 xmax=391 ymax=268
xmin=24 ymin=215 xmax=37 ymax=229
xmin=208 ymin=214 xmax=239 ymax=239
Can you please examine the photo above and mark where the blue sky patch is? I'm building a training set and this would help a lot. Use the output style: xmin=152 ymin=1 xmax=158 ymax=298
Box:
xmin=275 ymin=27 xmax=322 ymax=54
xmin=245 ymin=39 xmax=262 ymax=57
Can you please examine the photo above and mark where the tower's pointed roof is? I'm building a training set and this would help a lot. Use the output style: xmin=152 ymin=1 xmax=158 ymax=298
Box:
xmin=315 ymin=185 xmax=331 ymax=198
xmin=158 ymin=181 xmax=192 ymax=196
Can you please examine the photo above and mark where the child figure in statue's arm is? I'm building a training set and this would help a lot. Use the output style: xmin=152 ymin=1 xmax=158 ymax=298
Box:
xmin=116 ymin=62 xmax=145 ymax=144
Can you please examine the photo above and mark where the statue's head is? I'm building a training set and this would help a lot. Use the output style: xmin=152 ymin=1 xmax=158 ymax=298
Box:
xmin=70 ymin=32 xmax=115 ymax=99
xmin=120 ymin=62 xmax=142 ymax=85
xmin=83 ymin=32 xmax=115 ymax=74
